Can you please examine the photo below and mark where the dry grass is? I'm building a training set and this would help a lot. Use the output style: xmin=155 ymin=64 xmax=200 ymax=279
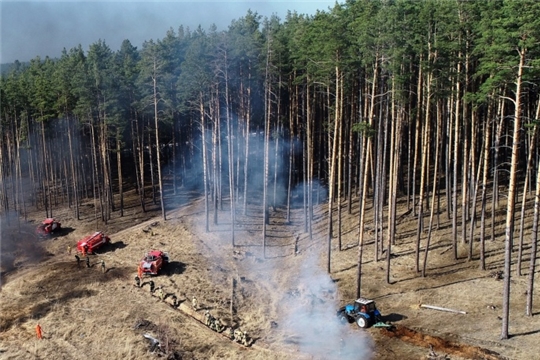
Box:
xmin=1 ymin=190 xmax=540 ymax=360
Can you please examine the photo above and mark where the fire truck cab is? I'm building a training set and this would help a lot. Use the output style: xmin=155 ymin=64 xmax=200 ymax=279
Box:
xmin=139 ymin=250 xmax=169 ymax=275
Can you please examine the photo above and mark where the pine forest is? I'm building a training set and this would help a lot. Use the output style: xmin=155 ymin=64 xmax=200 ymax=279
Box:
xmin=1 ymin=0 xmax=540 ymax=343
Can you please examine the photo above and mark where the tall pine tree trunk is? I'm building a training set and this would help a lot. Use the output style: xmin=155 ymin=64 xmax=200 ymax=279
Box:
xmin=200 ymin=92 xmax=210 ymax=232
xmin=327 ymin=67 xmax=341 ymax=273
xmin=152 ymin=68 xmax=166 ymax=221
xmin=501 ymin=48 xmax=526 ymax=340
xmin=526 ymin=145 xmax=540 ymax=316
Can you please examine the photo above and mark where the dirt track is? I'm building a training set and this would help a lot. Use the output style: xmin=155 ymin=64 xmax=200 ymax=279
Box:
xmin=380 ymin=325 xmax=507 ymax=360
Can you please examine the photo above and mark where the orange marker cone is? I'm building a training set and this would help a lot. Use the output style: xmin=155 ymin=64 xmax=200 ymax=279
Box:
xmin=35 ymin=323 xmax=43 ymax=339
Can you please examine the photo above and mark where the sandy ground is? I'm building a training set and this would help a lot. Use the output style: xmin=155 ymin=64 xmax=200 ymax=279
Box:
xmin=1 ymin=191 xmax=539 ymax=360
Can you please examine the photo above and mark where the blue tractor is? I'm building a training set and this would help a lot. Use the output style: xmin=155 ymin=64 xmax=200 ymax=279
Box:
xmin=337 ymin=297 xmax=389 ymax=328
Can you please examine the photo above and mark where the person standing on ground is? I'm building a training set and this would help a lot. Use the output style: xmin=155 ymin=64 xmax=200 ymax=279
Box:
xmin=75 ymin=254 xmax=80 ymax=268
xmin=192 ymin=296 xmax=198 ymax=310
xmin=86 ymin=256 xmax=90 ymax=268
xmin=100 ymin=259 xmax=106 ymax=273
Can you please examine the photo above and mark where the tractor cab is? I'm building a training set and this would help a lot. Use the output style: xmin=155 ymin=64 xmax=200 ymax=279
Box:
xmin=354 ymin=298 xmax=378 ymax=314
xmin=36 ymin=218 xmax=61 ymax=238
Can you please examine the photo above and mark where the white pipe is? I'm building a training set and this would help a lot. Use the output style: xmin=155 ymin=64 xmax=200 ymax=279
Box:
xmin=420 ymin=304 xmax=466 ymax=314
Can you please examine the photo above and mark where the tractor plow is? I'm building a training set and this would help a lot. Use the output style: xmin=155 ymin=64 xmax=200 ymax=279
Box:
xmin=372 ymin=321 xmax=394 ymax=329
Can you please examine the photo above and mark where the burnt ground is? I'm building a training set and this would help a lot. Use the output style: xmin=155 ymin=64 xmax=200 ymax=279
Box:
xmin=1 ymin=190 xmax=539 ymax=360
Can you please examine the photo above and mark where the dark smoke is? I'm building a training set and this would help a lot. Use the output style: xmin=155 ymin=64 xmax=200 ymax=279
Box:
xmin=0 ymin=211 xmax=48 ymax=288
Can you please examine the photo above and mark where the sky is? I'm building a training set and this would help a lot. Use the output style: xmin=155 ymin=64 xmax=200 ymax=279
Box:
xmin=0 ymin=0 xmax=337 ymax=64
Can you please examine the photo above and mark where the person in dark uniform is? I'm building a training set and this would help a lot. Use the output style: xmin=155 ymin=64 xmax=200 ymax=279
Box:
xmin=86 ymin=256 xmax=90 ymax=268
xmin=100 ymin=259 xmax=106 ymax=273
xmin=242 ymin=331 xmax=250 ymax=346
xmin=214 ymin=318 xmax=223 ymax=332
xmin=75 ymin=254 xmax=81 ymax=267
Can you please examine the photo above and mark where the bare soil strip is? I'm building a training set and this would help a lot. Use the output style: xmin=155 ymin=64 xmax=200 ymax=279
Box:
xmin=381 ymin=325 xmax=508 ymax=360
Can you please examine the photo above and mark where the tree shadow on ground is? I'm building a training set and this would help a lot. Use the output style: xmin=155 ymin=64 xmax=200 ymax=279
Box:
xmin=510 ymin=328 xmax=540 ymax=338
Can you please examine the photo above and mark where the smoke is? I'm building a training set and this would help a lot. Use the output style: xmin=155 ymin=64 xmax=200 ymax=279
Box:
xmin=170 ymin=114 xmax=371 ymax=358
xmin=2 ymin=1 xmax=336 ymax=64
xmin=279 ymin=252 xmax=373 ymax=359
xmin=0 ymin=211 xmax=48 ymax=288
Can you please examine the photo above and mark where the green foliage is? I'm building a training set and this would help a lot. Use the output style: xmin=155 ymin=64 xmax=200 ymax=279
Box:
xmin=474 ymin=0 xmax=540 ymax=98
xmin=1 ymin=0 xmax=539 ymax=213
xmin=352 ymin=121 xmax=376 ymax=138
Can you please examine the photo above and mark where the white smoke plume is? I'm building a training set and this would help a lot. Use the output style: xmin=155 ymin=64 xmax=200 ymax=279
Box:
xmin=280 ymin=252 xmax=374 ymax=359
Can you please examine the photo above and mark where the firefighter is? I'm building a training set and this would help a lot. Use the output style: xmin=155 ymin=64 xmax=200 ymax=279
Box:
xmin=35 ymin=323 xmax=43 ymax=339
xmin=204 ymin=311 xmax=211 ymax=326
xmin=85 ymin=256 xmax=90 ymax=268
xmin=242 ymin=331 xmax=250 ymax=346
xmin=214 ymin=318 xmax=223 ymax=332
xmin=228 ymin=327 xmax=234 ymax=340
xmin=67 ymin=245 xmax=72 ymax=255
xmin=75 ymin=254 xmax=81 ymax=268
xmin=168 ymin=294 xmax=178 ymax=308
xmin=100 ymin=259 xmax=106 ymax=273
xmin=137 ymin=265 xmax=143 ymax=280
xmin=134 ymin=275 xmax=141 ymax=287
xmin=210 ymin=317 xmax=220 ymax=331
xmin=234 ymin=329 xmax=242 ymax=343
xmin=148 ymin=281 xmax=155 ymax=293
xmin=156 ymin=287 xmax=165 ymax=301
xmin=81 ymin=246 xmax=86 ymax=257
xmin=192 ymin=296 xmax=198 ymax=310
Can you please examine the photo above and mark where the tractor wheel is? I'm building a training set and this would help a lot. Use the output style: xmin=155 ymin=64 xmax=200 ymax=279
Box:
xmin=356 ymin=316 xmax=368 ymax=328
xmin=338 ymin=313 xmax=349 ymax=324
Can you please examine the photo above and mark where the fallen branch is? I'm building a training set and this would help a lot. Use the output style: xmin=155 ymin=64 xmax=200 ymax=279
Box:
xmin=420 ymin=304 xmax=466 ymax=314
